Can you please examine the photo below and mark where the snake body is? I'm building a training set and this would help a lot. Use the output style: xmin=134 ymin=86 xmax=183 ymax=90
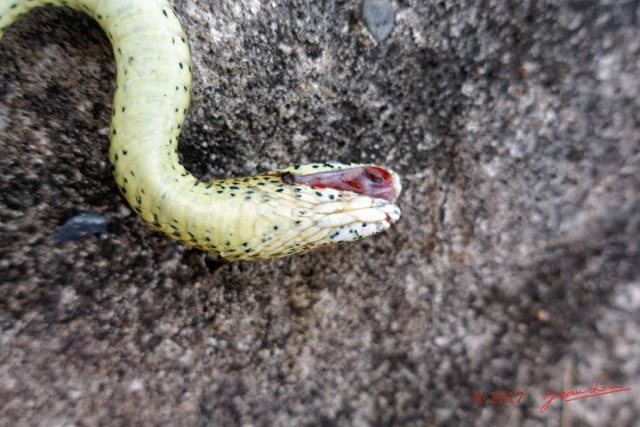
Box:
xmin=1 ymin=0 xmax=401 ymax=260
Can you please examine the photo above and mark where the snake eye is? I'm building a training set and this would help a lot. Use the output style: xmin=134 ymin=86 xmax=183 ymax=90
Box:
xmin=280 ymin=172 xmax=295 ymax=184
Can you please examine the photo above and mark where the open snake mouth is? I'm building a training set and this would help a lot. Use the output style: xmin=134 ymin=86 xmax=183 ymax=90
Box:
xmin=280 ymin=166 xmax=401 ymax=202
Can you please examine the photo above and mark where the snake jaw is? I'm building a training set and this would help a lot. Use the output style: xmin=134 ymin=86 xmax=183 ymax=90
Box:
xmin=277 ymin=163 xmax=402 ymax=203
xmin=259 ymin=201 xmax=401 ymax=259
xmin=298 ymin=197 xmax=401 ymax=256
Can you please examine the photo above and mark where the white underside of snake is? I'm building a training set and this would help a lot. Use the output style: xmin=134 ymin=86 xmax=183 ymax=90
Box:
xmin=0 ymin=0 xmax=401 ymax=260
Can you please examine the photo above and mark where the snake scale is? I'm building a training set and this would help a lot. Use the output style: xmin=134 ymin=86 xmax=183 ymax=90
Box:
xmin=0 ymin=0 xmax=401 ymax=260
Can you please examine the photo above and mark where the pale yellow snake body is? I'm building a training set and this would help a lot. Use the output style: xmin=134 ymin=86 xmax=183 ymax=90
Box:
xmin=1 ymin=0 xmax=401 ymax=260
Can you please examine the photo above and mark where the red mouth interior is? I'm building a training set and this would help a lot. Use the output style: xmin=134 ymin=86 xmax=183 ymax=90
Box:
xmin=287 ymin=166 xmax=398 ymax=202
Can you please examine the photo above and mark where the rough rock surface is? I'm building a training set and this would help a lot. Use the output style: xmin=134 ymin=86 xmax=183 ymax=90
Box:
xmin=1 ymin=0 xmax=638 ymax=426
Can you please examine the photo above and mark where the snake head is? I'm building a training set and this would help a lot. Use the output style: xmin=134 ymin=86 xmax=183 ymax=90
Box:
xmin=227 ymin=162 xmax=403 ymax=259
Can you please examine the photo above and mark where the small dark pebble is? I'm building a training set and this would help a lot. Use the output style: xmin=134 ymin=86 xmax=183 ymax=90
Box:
xmin=362 ymin=0 xmax=395 ymax=42
xmin=54 ymin=212 xmax=110 ymax=244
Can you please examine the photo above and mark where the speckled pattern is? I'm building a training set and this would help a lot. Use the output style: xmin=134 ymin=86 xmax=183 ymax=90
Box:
xmin=1 ymin=0 xmax=401 ymax=261
xmin=1 ymin=0 xmax=639 ymax=425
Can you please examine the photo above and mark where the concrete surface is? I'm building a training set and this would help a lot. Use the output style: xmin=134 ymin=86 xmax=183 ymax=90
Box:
xmin=1 ymin=0 xmax=639 ymax=426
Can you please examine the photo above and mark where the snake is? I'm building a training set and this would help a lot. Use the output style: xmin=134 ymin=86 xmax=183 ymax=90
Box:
xmin=0 ymin=0 xmax=402 ymax=260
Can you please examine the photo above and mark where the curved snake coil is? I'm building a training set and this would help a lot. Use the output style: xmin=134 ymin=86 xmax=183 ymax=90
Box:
xmin=0 ymin=0 xmax=402 ymax=260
